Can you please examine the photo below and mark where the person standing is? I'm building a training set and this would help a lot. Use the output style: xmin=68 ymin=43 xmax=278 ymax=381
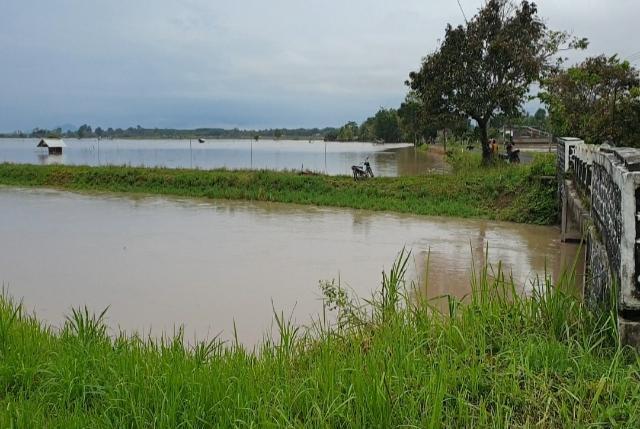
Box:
xmin=491 ymin=139 xmax=498 ymax=156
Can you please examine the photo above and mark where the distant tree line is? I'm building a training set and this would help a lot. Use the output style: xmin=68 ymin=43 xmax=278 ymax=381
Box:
xmin=0 ymin=125 xmax=340 ymax=141
xmin=330 ymin=107 xmax=412 ymax=143
xmin=333 ymin=103 xmax=474 ymax=145
xmin=490 ymin=108 xmax=549 ymax=132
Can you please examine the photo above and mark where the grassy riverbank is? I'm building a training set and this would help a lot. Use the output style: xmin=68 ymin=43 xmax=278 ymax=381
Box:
xmin=0 ymin=153 xmax=557 ymax=224
xmin=1 ymin=255 xmax=638 ymax=427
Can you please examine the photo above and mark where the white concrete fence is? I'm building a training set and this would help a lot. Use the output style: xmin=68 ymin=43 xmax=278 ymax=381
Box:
xmin=557 ymin=137 xmax=640 ymax=347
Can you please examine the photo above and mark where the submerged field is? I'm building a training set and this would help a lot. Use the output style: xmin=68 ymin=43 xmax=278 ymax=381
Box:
xmin=1 ymin=255 xmax=639 ymax=427
xmin=0 ymin=152 xmax=557 ymax=224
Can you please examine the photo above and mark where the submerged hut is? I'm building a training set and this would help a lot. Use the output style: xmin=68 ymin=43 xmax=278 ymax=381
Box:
xmin=37 ymin=138 xmax=66 ymax=155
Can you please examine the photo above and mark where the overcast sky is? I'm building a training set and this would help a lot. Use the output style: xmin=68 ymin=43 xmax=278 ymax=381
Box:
xmin=1 ymin=0 xmax=638 ymax=132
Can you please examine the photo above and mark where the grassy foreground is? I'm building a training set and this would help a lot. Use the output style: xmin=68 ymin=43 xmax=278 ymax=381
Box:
xmin=1 ymin=255 xmax=639 ymax=427
xmin=0 ymin=153 xmax=557 ymax=224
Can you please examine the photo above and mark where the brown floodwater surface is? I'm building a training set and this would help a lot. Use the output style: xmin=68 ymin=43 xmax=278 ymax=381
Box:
xmin=0 ymin=138 xmax=446 ymax=177
xmin=0 ymin=187 xmax=580 ymax=345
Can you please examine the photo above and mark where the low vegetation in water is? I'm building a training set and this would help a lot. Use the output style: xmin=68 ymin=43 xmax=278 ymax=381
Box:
xmin=0 ymin=153 xmax=558 ymax=224
xmin=1 ymin=253 xmax=638 ymax=427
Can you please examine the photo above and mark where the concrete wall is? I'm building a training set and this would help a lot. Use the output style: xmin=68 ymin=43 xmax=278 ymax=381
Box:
xmin=585 ymin=229 xmax=613 ymax=307
xmin=590 ymin=158 xmax=622 ymax=290
xmin=558 ymin=138 xmax=640 ymax=347
xmin=592 ymin=148 xmax=640 ymax=311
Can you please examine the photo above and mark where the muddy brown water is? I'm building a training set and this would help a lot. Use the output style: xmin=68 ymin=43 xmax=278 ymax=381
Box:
xmin=0 ymin=187 xmax=580 ymax=345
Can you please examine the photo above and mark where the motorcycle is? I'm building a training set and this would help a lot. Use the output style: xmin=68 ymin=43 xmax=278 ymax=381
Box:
xmin=351 ymin=160 xmax=375 ymax=180
xmin=499 ymin=145 xmax=520 ymax=164
xmin=507 ymin=149 xmax=520 ymax=164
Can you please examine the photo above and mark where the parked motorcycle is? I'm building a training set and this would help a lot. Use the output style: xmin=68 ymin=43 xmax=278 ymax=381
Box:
xmin=351 ymin=160 xmax=374 ymax=180
xmin=507 ymin=149 xmax=520 ymax=164
xmin=499 ymin=142 xmax=520 ymax=164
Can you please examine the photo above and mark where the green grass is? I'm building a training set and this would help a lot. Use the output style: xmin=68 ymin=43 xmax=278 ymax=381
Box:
xmin=1 ymin=252 xmax=638 ymax=427
xmin=0 ymin=153 xmax=558 ymax=224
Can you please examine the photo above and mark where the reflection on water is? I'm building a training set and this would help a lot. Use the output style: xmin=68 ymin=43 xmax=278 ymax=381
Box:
xmin=413 ymin=222 xmax=585 ymax=311
xmin=0 ymin=138 xmax=445 ymax=177
xmin=0 ymin=187 xmax=579 ymax=345
xmin=36 ymin=152 xmax=65 ymax=165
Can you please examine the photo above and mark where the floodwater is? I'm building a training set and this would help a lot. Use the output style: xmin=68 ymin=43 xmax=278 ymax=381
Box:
xmin=0 ymin=187 xmax=580 ymax=345
xmin=0 ymin=138 xmax=447 ymax=177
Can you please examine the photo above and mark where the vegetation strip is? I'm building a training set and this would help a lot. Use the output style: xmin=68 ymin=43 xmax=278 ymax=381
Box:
xmin=1 ymin=253 xmax=638 ymax=426
xmin=0 ymin=153 xmax=557 ymax=225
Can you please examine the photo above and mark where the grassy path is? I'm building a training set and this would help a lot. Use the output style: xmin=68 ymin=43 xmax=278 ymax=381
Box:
xmin=0 ymin=153 xmax=558 ymax=224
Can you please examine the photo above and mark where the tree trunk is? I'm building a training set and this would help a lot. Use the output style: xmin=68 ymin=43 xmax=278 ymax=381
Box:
xmin=479 ymin=121 xmax=491 ymax=164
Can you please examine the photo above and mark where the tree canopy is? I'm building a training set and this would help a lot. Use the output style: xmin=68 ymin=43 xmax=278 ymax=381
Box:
xmin=337 ymin=121 xmax=359 ymax=141
xmin=397 ymin=92 xmax=439 ymax=144
xmin=332 ymin=108 xmax=404 ymax=143
xmin=372 ymin=108 xmax=402 ymax=143
xmin=540 ymin=55 xmax=640 ymax=146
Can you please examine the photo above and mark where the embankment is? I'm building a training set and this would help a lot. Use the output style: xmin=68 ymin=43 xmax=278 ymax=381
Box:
xmin=0 ymin=153 xmax=557 ymax=224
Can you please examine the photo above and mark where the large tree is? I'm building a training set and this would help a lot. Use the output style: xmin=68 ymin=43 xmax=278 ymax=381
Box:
xmin=408 ymin=0 xmax=584 ymax=162
xmin=540 ymin=55 xmax=640 ymax=146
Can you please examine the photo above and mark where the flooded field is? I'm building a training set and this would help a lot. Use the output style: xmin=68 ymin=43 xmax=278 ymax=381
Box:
xmin=0 ymin=138 xmax=447 ymax=177
xmin=0 ymin=187 xmax=579 ymax=345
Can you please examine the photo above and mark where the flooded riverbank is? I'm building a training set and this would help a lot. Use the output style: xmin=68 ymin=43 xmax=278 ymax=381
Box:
xmin=0 ymin=187 xmax=579 ymax=345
